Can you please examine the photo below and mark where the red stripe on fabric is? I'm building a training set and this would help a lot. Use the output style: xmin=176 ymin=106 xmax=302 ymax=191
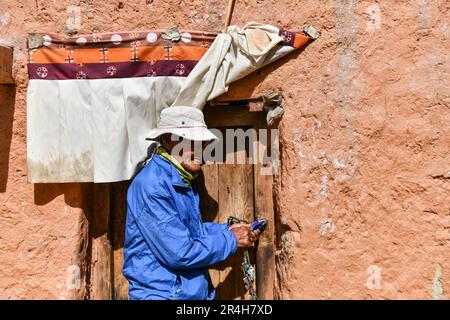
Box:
xmin=278 ymin=29 xmax=296 ymax=47
xmin=27 ymin=60 xmax=198 ymax=80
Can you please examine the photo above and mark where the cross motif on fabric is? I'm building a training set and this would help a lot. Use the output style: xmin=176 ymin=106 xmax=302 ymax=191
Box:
xmin=65 ymin=49 xmax=74 ymax=63
xmin=164 ymin=44 xmax=173 ymax=60
xmin=100 ymin=47 xmax=108 ymax=63
xmin=130 ymin=46 xmax=139 ymax=62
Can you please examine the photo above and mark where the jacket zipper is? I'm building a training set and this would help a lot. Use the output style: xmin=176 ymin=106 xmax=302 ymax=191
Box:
xmin=172 ymin=274 xmax=182 ymax=300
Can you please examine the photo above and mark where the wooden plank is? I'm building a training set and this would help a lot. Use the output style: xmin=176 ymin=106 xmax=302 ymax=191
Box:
xmin=203 ymin=104 xmax=265 ymax=128
xmin=111 ymin=181 xmax=131 ymax=300
xmin=217 ymin=162 xmax=254 ymax=300
xmin=0 ymin=85 xmax=15 ymax=192
xmin=90 ymin=183 xmax=112 ymax=300
xmin=194 ymin=163 xmax=221 ymax=296
xmin=254 ymin=127 xmax=276 ymax=299
xmin=249 ymin=101 xmax=264 ymax=112
xmin=0 ymin=46 xmax=14 ymax=85
xmin=197 ymin=163 xmax=219 ymax=223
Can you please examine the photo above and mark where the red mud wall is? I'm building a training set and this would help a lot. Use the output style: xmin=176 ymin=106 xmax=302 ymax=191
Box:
xmin=0 ymin=0 xmax=448 ymax=299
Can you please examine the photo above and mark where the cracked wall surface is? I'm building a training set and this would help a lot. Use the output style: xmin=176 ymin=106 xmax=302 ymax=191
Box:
xmin=0 ymin=0 xmax=449 ymax=299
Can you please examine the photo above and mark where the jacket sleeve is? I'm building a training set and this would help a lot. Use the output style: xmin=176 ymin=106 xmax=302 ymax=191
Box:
xmin=203 ymin=222 xmax=229 ymax=235
xmin=134 ymin=190 xmax=238 ymax=270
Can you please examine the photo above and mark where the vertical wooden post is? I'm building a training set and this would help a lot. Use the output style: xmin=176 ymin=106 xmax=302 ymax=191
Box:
xmin=0 ymin=45 xmax=14 ymax=194
xmin=196 ymin=164 xmax=221 ymax=295
xmin=218 ymin=161 xmax=254 ymax=300
xmin=90 ymin=183 xmax=112 ymax=300
xmin=254 ymin=120 xmax=276 ymax=300
xmin=0 ymin=46 xmax=14 ymax=85
xmin=111 ymin=181 xmax=131 ymax=300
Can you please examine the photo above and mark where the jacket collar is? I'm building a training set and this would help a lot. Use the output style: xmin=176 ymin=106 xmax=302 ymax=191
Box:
xmin=153 ymin=154 xmax=192 ymax=188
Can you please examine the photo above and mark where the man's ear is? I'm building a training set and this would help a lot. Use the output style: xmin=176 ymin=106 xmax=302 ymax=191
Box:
xmin=161 ymin=133 xmax=179 ymax=151
xmin=160 ymin=134 xmax=170 ymax=149
xmin=160 ymin=134 xmax=167 ymax=144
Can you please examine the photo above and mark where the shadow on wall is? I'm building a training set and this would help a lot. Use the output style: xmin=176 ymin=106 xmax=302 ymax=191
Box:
xmin=0 ymin=85 xmax=15 ymax=192
xmin=218 ymin=46 xmax=308 ymax=100
xmin=33 ymin=182 xmax=93 ymax=208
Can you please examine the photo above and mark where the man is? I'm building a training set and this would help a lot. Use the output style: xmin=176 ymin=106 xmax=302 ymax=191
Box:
xmin=123 ymin=106 xmax=259 ymax=300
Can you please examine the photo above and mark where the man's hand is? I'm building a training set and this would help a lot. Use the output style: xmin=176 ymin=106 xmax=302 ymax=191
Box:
xmin=229 ymin=223 xmax=260 ymax=249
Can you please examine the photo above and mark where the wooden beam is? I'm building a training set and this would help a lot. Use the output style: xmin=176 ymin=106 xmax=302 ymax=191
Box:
xmin=0 ymin=84 xmax=15 ymax=192
xmin=90 ymin=183 xmax=113 ymax=300
xmin=249 ymin=101 xmax=264 ymax=112
xmin=0 ymin=46 xmax=14 ymax=85
xmin=203 ymin=104 xmax=265 ymax=128
xmin=111 ymin=181 xmax=131 ymax=300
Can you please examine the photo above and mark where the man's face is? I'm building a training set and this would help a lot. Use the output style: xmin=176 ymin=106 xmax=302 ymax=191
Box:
xmin=161 ymin=134 xmax=211 ymax=173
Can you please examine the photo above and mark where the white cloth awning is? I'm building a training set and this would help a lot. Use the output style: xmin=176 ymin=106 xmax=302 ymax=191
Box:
xmin=26 ymin=23 xmax=312 ymax=182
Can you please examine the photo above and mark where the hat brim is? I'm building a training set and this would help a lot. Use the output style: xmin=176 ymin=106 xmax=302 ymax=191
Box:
xmin=145 ymin=127 xmax=218 ymax=142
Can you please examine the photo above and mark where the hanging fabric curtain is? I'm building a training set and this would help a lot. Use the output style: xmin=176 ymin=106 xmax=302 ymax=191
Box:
xmin=26 ymin=23 xmax=314 ymax=183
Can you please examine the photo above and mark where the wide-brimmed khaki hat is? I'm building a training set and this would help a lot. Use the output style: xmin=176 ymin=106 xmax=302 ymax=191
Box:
xmin=146 ymin=106 xmax=218 ymax=142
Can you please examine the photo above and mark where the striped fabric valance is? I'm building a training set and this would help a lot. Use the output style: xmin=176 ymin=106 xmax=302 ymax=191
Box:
xmin=27 ymin=29 xmax=309 ymax=80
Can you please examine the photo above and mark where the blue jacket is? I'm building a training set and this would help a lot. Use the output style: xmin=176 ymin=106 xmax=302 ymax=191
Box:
xmin=123 ymin=154 xmax=238 ymax=300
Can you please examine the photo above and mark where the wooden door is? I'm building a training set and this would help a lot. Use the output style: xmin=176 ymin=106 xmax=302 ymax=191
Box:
xmin=198 ymin=104 xmax=276 ymax=300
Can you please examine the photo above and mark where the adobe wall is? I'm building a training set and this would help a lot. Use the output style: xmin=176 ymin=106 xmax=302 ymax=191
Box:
xmin=0 ymin=0 xmax=448 ymax=299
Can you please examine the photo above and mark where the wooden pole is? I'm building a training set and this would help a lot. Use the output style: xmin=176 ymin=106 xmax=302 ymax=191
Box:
xmin=0 ymin=46 xmax=14 ymax=85
xmin=90 ymin=183 xmax=113 ymax=300
xmin=223 ymin=0 xmax=236 ymax=33
xmin=254 ymin=118 xmax=276 ymax=300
